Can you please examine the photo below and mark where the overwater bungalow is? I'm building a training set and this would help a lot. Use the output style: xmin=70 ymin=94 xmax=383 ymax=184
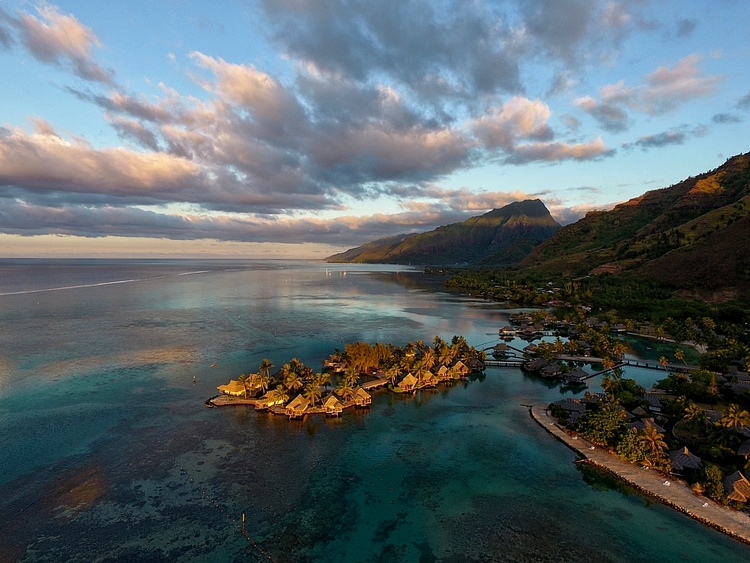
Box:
xmin=499 ymin=325 xmax=516 ymax=338
xmin=255 ymin=392 xmax=287 ymax=410
xmin=217 ymin=379 xmax=246 ymax=396
xmin=523 ymin=357 xmax=548 ymax=372
xmin=435 ymin=365 xmax=451 ymax=381
xmin=353 ymin=386 xmax=372 ymax=406
xmin=492 ymin=343 xmax=511 ymax=358
xmin=399 ymin=373 xmax=418 ymax=392
xmin=523 ymin=343 xmax=538 ymax=355
xmin=322 ymin=394 xmax=344 ymax=416
xmin=540 ymin=362 xmax=562 ymax=379
xmin=285 ymin=394 xmax=310 ymax=418
xmin=669 ymin=446 xmax=702 ymax=473
xmin=453 ymin=360 xmax=470 ymax=376
xmin=421 ymin=371 xmax=437 ymax=388
xmin=724 ymin=470 xmax=750 ymax=502
xmin=565 ymin=366 xmax=590 ymax=383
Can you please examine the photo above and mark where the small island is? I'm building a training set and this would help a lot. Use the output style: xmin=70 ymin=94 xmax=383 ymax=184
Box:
xmin=206 ymin=335 xmax=486 ymax=418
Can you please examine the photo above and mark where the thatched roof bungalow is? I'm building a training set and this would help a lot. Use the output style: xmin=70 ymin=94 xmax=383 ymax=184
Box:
xmin=322 ymin=394 xmax=344 ymax=416
xmin=354 ymin=386 xmax=372 ymax=406
xmin=435 ymin=365 xmax=451 ymax=381
xmin=399 ymin=373 xmax=418 ymax=391
xmin=255 ymin=392 xmax=286 ymax=410
xmin=724 ymin=471 xmax=750 ymax=502
xmin=217 ymin=379 xmax=246 ymax=396
xmin=737 ymin=439 xmax=750 ymax=457
xmin=669 ymin=447 xmax=702 ymax=472
xmin=453 ymin=361 xmax=469 ymax=376
xmin=286 ymin=394 xmax=310 ymax=418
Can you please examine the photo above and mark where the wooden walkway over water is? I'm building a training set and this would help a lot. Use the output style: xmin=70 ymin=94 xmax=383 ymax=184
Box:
xmin=528 ymin=404 xmax=750 ymax=545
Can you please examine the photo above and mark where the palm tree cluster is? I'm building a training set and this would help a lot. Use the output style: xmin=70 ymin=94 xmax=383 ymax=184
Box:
xmin=330 ymin=335 xmax=485 ymax=393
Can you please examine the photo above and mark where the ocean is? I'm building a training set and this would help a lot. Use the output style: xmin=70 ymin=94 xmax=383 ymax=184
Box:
xmin=0 ymin=259 xmax=747 ymax=562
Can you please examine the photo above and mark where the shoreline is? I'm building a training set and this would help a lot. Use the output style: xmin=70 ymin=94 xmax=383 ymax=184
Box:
xmin=528 ymin=403 xmax=750 ymax=545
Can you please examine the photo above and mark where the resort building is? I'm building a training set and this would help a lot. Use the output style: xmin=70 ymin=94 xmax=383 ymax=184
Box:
xmin=322 ymin=394 xmax=344 ymax=416
xmin=255 ymin=392 xmax=287 ymax=410
xmin=669 ymin=447 xmax=702 ymax=473
xmin=217 ymin=379 xmax=246 ymax=396
xmin=724 ymin=471 xmax=750 ymax=502
xmin=286 ymin=394 xmax=310 ymax=418
xmin=353 ymin=387 xmax=372 ymax=406
xmin=399 ymin=373 xmax=418 ymax=391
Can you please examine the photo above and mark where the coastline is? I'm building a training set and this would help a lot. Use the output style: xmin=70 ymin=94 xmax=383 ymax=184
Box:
xmin=528 ymin=403 xmax=750 ymax=545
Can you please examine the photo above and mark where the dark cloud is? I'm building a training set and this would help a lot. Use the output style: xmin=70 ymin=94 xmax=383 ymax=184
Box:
xmin=712 ymin=113 xmax=741 ymax=124
xmin=0 ymin=10 xmax=14 ymax=49
xmin=260 ymin=0 xmax=524 ymax=104
xmin=738 ymin=90 xmax=750 ymax=110
xmin=628 ymin=130 xmax=687 ymax=149
xmin=675 ymin=18 xmax=697 ymax=38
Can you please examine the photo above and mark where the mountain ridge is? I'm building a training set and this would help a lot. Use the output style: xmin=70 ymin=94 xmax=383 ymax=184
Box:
xmin=327 ymin=199 xmax=561 ymax=266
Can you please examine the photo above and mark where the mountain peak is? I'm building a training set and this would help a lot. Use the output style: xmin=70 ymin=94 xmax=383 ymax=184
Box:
xmin=328 ymin=199 xmax=560 ymax=266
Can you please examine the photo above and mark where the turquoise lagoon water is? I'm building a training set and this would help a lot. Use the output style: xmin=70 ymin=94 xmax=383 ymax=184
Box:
xmin=0 ymin=259 xmax=748 ymax=563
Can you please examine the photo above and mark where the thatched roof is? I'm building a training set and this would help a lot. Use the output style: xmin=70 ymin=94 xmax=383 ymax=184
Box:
xmin=724 ymin=471 xmax=750 ymax=502
xmin=568 ymin=366 xmax=589 ymax=380
xmin=632 ymin=406 xmax=648 ymax=417
xmin=286 ymin=394 xmax=310 ymax=413
xmin=217 ymin=379 xmax=245 ymax=396
xmin=643 ymin=394 xmax=663 ymax=410
xmin=552 ymin=398 xmax=586 ymax=413
xmin=493 ymin=343 xmax=510 ymax=353
xmin=399 ymin=373 xmax=418 ymax=389
xmin=323 ymin=394 xmax=343 ymax=413
xmin=669 ymin=447 xmax=702 ymax=471
xmin=737 ymin=439 xmax=750 ymax=456
xmin=453 ymin=360 xmax=469 ymax=374
xmin=354 ymin=387 xmax=371 ymax=404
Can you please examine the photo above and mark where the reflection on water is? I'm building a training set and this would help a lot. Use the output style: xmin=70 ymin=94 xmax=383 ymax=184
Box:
xmin=0 ymin=260 xmax=748 ymax=562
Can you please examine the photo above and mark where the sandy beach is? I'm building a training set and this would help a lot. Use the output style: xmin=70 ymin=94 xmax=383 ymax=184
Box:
xmin=529 ymin=403 xmax=750 ymax=545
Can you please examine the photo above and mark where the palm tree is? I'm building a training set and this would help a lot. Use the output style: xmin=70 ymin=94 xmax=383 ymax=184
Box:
xmin=335 ymin=378 xmax=355 ymax=401
xmin=252 ymin=371 xmax=270 ymax=395
xmin=639 ymin=425 xmax=668 ymax=457
xmin=413 ymin=360 xmax=429 ymax=383
xmin=674 ymin=349 xmax=686 ymax=365
xmin=343 ymin=366 xmax=360 ymax=387
xmin=422 ymin=348 xmax=436 ymax=371
xmin=258 ymin=358 xmax=274 ymax=379
xmin=720 ymin=404 xmax=750 ymax=429
xmin=385 ymin=364 xmax=401 ymax=387
xmin=267 ymin=386 xmax=288 ymax=405
xmin=658 ymin=356 xmax=669 ymax=375
xmin=683 ymin=402 xmax=709 ymax=432
xmin=303 ymin=381 xmax=322 ymax=407
xmin=282 ymin=367 xmax=303 ymax=394
xmin=237 ymin=373 xmax=252 ymax=399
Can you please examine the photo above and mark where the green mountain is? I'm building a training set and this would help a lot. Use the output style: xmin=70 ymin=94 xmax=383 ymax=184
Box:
xmin=519 ymin=152 xmax=750 ymax=295
xmin=327 ymin=199 xmax=561 ymax=265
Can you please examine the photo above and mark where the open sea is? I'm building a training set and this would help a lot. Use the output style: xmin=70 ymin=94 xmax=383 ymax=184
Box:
xmin=1 ymin=259 xmax=749 ymax=563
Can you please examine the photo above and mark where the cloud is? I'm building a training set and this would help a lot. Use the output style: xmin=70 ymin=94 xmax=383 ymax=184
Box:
xmin=574 ymin=55 xmax=722 ymax=131
xmin=629 ymin=130 xmax=687 ymax=149
xmin=712 ymin=113 xmax=741 ymax=124
xmin=259 ymin=0 xmax=523 ymax=105
xmin=675 ymin=18 xmax=697 ymax=38
xmin=738 ymin=90 xmax=750 ymax=110
xmin=0 ymin=10 xmax=15 ymax=49
xmin=14 ymin=2 xmax=113 ymax=83
xmin=622 ymin=124 xmax=709 ymax=150
xmin=506 ymin=137 xmax=610 ymax=164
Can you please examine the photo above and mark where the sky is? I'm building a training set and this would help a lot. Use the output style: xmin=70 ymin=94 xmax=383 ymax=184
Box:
xmin=0 ymin=0 xmax=749 ymax=258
